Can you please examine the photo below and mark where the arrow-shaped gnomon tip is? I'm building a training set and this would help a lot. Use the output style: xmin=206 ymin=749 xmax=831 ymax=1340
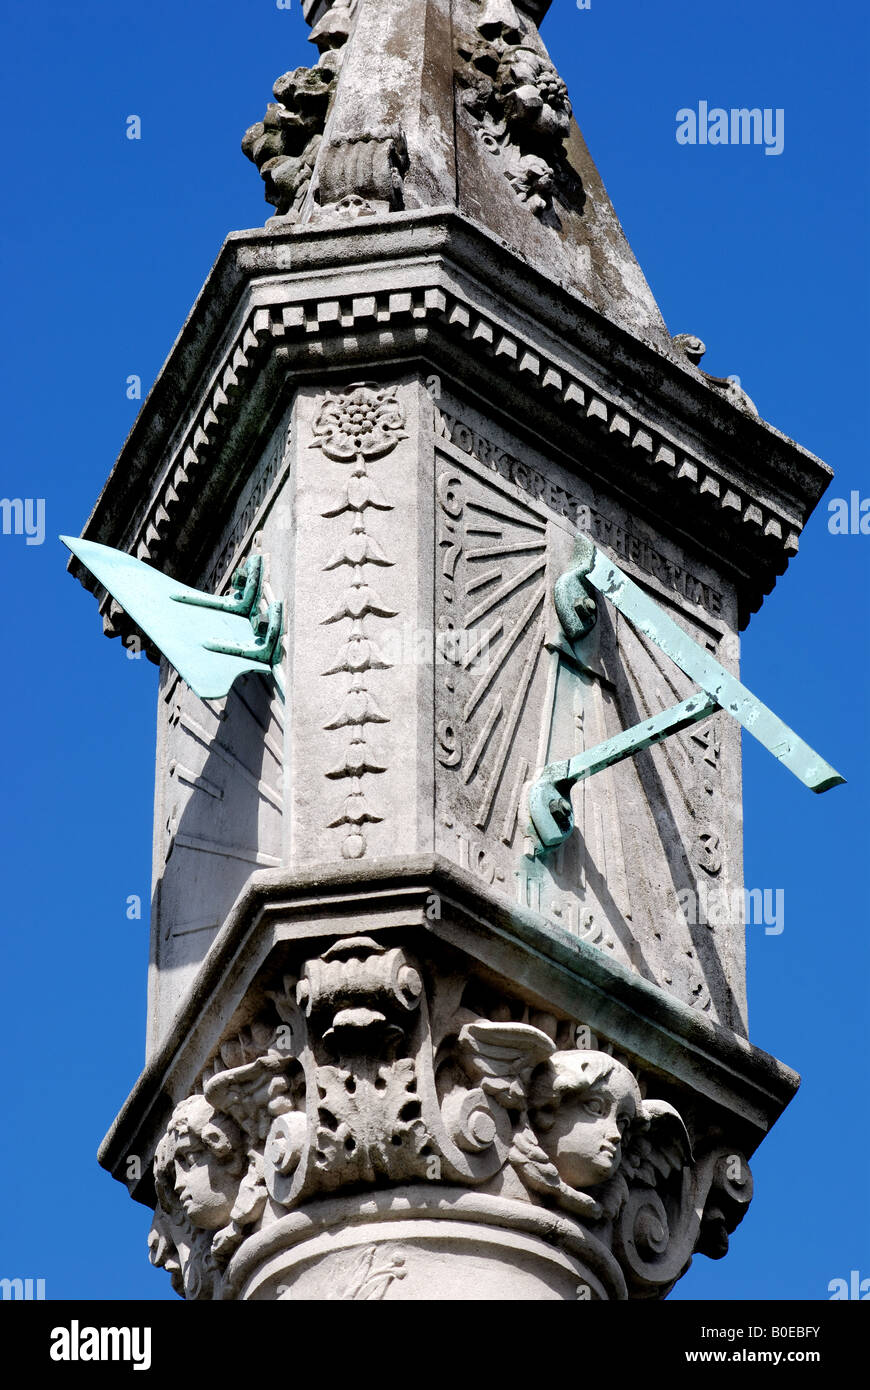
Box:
xmin=61 ymin=536 xmax=284 ymax=701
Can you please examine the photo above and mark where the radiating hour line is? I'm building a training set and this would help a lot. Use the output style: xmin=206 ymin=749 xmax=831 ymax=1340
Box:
xmin=466 ymin=567 xmax=503 ymax=595
xmin=466 ymin=540 xmax=547 ymax=562
xmin=172 ymin=764 xmax=223 ymax=800
xmin=173 ymin=834 xmax=281 ymax=866
xmin=461 ymin=618 xmax=504 ymax=671
xmin=463 ymin=694 xmax=504 ymax=784
xmin=620 ymin=641 xmax=695 ymax=816
xmin=465 ymin=556 xmax=546 ymax=627
xmin=464 ymin=588 xmax=545 ymax=721
xmin=171 ymin=919 xmax=220 ymax=939
xmin=467 ymin=500 xmax=546 ymax=532
xmin=475 ymin=614 xmax=546 ymax=829
xmin=178 ymin=711 xmax=282 ymax=810
xmin=501 ymin=756 xmax=530 ymax=845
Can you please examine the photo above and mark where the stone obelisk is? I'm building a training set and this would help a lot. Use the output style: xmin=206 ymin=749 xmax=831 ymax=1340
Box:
xmin=72 ymin=0 xmax=833 ymax=1299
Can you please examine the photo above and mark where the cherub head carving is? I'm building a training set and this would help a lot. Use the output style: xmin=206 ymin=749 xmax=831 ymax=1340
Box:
xmin=529 ymin=1051 xmax=642 ymax=1190
xmin=154 ymin=1095 xmax=245 ymax=1232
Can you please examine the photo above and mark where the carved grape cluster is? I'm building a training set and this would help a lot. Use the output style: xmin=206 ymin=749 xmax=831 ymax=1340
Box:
xmin=457 ymin=29 xmax=580 ymax=218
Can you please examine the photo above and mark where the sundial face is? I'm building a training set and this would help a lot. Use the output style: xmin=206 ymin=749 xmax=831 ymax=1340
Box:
xmin=426 ymin=385 xmax=842 ymax=1030
xmin=63 ymin=379 xmax=842 ymax=1045
xmin=428 ymin=389 xmax=744 ymax=1022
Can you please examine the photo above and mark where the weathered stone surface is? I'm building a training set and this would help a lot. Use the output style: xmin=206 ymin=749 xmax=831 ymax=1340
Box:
xmin=70 ymin=0 xmax=833 ymax=1300
xmin=120 ymin=364 xmax=751 ymax=1044
xmin=69 ymin=216 xmax=829 ymax=642
xmin=101 ymin=860 xmax=779 ymax=1300
xmin=243 ymin=0 xmax=672 ymax=347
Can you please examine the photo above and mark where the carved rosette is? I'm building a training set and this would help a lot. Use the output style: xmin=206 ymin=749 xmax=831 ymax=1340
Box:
xmin=312 ymin=385 xmax=407 ymax=860
xmin=148 ymin=937 xmax=753 ymax=1300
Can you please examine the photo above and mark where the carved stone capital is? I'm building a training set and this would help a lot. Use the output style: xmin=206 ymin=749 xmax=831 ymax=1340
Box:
xmin=144 ymin=909 xmax=757 ymax=1300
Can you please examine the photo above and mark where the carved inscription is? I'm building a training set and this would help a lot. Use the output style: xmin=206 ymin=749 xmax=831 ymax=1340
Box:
xmin=204 ymin=417 xmax=292 ymax=596
xmin=434 ymin=407 xmax=723 ymax=618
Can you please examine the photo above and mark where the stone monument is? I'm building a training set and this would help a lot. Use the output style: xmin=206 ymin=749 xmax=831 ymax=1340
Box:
xmin=68 ymin=0 xmax=840 ymax=1300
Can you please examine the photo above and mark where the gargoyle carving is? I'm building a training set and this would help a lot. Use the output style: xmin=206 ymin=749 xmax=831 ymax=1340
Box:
xmin=672 ymin=334 xmax=759 ymax=418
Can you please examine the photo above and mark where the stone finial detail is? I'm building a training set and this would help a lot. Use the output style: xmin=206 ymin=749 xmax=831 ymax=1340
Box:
xmin=308 ymin=0 xmax=359 ymax=51
xmin=242 ymin=65 xmax=337 ymax=223
xmin=242 ymin=1 xmax=412 ymax=225
xmin=147 ymin=945 xmax=753 ymax=1299
xmin=456 ymin=24 xmax=582 ymax=219
xmin=241 ymin=1 xmax=356 ymax=223
xmin=672 ymin=334 xmax=759 ymax=418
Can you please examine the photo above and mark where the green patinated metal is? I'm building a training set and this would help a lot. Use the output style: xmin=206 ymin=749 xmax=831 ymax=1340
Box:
xmin=529 ymin=692 xmax=720 ymax=850
xmin=61 ymin=537 xmax=284 ymax=702
xmin=173 ymin=554 xmax=263 ymax=617
xmin=528 ymin=533 xmax=844 ymax=853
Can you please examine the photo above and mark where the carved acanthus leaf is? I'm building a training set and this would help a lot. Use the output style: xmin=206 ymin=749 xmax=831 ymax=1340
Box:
xmin=148 ymin=951 xmax=754 ymax=1301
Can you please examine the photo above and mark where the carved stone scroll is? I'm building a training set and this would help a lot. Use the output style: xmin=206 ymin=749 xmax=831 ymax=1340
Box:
xmin=148 ymin=938 xmax=753 ymax=1301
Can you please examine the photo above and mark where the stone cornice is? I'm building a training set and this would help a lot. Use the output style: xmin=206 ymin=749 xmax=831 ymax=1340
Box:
xmin=98 ymin=854 xmax=799 ymax=1208
xmin=69 ymin=210 xmax=832 ymax=633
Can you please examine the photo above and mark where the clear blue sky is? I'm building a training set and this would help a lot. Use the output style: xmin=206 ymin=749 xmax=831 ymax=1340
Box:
xmin=0 ymin=0 xmax=866 ymax=1300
